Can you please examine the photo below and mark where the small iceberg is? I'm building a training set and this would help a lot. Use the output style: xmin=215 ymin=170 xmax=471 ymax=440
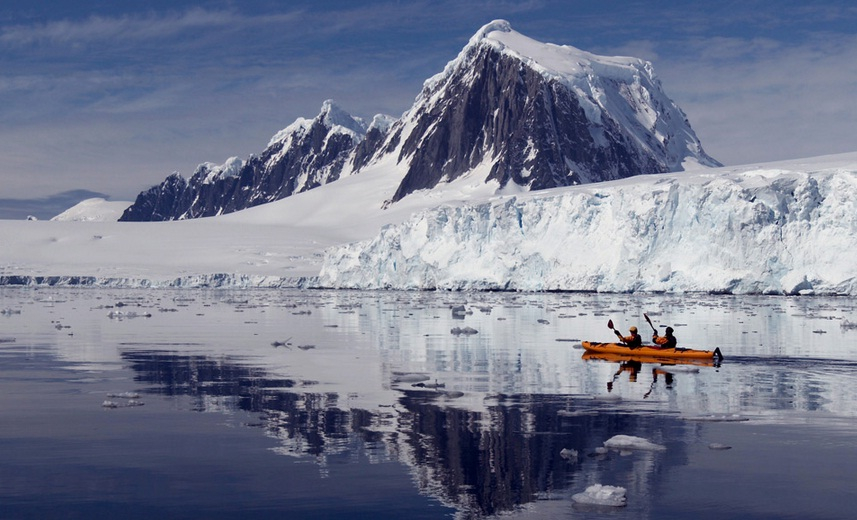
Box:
xmin=102 ymin=399 xmax=144 ymax=408
xmin=603 ymin=434 xmax=666 ymax=451
xmin=560 ymin=448 xmax=579 ymax=461
xmin=684 ymin=414 xmax=749 ymax=422
xmin=107 ymin=391 xmax=140 ymax=399
xmin=571 ymin=484 xmax=627 ymax=507
xmin=108 ymin=310 xmax=152 ymax=319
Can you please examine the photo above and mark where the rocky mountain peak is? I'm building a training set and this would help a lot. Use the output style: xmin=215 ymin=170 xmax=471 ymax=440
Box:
xmin=120 ymin=21 xmax=718 ymax=221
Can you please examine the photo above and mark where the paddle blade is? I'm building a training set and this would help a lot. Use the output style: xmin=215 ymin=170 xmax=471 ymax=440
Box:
xmin=607 ymin=319 xmax=614 ymax=329
xmin=644 ymin=313 xmax=656 ymax=332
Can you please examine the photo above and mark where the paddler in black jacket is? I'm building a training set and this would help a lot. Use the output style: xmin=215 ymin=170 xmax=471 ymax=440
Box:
xmin=652 ymin=327 xmax=677 ymax=349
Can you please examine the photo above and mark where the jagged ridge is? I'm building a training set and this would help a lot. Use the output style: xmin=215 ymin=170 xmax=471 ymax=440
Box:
xmin=120 ymin=20 xmax=719 ymax=221
xmin=120 ymin=101 xmax=382 ymax=221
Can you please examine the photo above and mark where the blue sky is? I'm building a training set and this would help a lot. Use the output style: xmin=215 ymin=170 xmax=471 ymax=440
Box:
xmin=2 ymin=0 xmax=856 ymax=210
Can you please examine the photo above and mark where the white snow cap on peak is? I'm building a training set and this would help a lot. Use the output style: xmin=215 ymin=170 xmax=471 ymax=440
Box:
xmin=267 ymin=100 xmax=367 ymax=147
xmin=368 ymin=113 xmax=396 ymax=133
xmin=476 ymin=20 xmax=648 ymax=83
xmin=319 ymin=99 xmax=367 ymax=136
xmin=425 ymin=19 xmax=651 ymax=94
xmin=199 ymin=156 xmax=244 ymax=184
xmin=469 ymin=19 xmax=513 ymax=45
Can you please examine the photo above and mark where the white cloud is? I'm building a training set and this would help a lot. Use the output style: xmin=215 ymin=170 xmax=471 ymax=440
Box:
xmin=0 ymin=8 xmax=301 ymax=46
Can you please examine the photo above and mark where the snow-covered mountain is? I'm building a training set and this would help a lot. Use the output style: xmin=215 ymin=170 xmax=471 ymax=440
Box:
xmin=120 ymin=20 xmax=718 ymax=221
xmin=119 ymin=101 xmax=387 ymax=221
xmin=3 ymin=22 xmax=854 ymax=295
xmin=382 ymin=20 xmax=718 ymax=204
xmin=1 ymin=153 xmax=856 ymax=293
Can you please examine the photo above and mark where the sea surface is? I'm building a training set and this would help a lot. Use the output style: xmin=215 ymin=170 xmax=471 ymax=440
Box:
xmin=1 ymin=288 xmax=856 ymax=519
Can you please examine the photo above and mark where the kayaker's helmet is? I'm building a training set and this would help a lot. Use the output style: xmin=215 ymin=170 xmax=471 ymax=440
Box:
xmin=629 ymin=326 xmax=638 ymax=333
xmin=666 ymin=327 xmax=674 ymax=335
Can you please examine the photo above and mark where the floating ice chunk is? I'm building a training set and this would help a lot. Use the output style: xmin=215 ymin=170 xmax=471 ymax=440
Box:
xmin=603 ymin=434 xmax=666 ymax=451
xmin=107 ymin=392 xmax=141 ymax=399
xmin=102 ymin=399 xmax=144 ymax=408
xmin=709 ymin=443 xmax=732 ymax=450
xmin=571 ymin=484 xmax=627 ymax=507
xmin=107 ymin=310 xmax=152 ymax=319
xmin=560 ymin=448 xmax=579 ymax=460
xmin=684 ymin=414 xmax=749 ymax=422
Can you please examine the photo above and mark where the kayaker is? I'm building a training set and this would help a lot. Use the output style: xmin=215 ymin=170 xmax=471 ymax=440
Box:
xmin=614 ymin=326 xmax=642 ymax=349
xmin=652 ymin=327 xmax=677 ymax=349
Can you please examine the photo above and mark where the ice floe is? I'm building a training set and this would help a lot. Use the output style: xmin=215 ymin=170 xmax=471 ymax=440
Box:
xmin=603 ymin=434 xmax=666 ymax=451
xmin=684 ymin=414 xmax=750 ymax=422
xmin=102 ymin=400 xmax=145 ymax=408
xmin=571 ymin=484 xmax=627 ymax=507
xmin=708 ymin=443 xmax=733 ymax=450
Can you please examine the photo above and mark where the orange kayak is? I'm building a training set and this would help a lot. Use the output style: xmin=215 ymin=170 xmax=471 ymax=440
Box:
xmin=582 ymin=341 xmax=723 ymax=361
xmin=582 ymin=351 xmax=719 ymax=367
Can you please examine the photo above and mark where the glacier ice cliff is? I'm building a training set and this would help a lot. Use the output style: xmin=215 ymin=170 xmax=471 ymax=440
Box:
xmin=318 ymin=167 xmax=857 ymax=295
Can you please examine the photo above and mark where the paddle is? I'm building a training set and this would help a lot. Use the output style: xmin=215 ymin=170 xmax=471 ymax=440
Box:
xmin=607 ymin=319 xmax=623 ymax=341
xmin=644 ymin=313 xmax=657 ymax=334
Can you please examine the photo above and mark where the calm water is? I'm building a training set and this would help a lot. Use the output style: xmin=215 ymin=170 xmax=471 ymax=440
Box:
xmin=1 ymin=288 xmax=856 ymax=519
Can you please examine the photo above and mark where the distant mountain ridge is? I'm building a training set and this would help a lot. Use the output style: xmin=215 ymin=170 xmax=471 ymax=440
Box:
xmin=0 ymin=190 xmax=112 ymax=221
xmin=120 ymin=20 xmax=719 ymax=222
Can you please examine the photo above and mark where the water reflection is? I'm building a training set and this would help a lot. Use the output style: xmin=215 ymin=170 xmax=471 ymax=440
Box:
xmin=117 ymin=348 xmax=704 ymax=517
xmin=2 ymin=288 xmax=857 ymax=518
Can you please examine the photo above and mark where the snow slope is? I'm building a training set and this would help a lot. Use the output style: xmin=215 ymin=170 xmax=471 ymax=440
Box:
xmin=0 ymin=153 xmax=500 ymax=287
xmin=1 ymin=152 xmax=856 ymax=294
xmin=51 ymin=198 xmax=132 ymax=222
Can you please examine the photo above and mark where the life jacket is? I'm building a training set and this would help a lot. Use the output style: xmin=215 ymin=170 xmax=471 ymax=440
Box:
xmin=653 ymin=334 xmax=677 ymax=349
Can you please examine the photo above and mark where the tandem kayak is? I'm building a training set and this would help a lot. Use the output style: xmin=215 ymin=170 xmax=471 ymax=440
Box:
xmin=582 ymin=341 xmax=723 ymax=361
xmin=582 ymin=351 xmax=719 ymax=367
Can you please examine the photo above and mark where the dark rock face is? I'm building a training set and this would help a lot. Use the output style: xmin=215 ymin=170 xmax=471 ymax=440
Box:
xmin=389 ymin=43 xmax=696 ymax=203
xmin=120 ymin=173 xmax=192 ymax=222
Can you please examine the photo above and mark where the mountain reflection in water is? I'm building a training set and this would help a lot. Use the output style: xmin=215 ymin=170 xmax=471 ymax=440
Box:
xmin=122 ymin=349 xmax=690 ymax=517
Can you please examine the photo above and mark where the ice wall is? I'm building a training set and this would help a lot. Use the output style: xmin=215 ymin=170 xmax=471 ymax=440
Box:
xmin=319 ymin=168 xmax=857 ymax=295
